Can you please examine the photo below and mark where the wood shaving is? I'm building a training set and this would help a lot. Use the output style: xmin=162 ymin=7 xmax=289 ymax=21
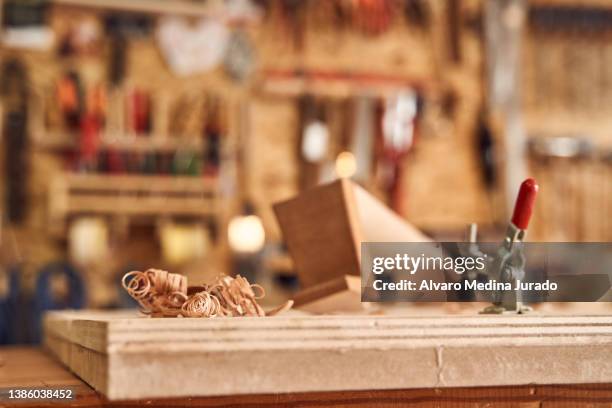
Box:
xmin=181 ymin=291 xmax=221 ymax=317
xmin=122 ymin=269 xmax=293 ymax=318
xmin=210 ymin=275 xmax=266 ymax=317
xmin=122 ymin=269 xmax=188 ymax=317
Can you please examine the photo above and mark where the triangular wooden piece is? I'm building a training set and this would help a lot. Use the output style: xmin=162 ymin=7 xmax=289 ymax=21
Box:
xmin=274 ymin=179 xmax=430 ymax=289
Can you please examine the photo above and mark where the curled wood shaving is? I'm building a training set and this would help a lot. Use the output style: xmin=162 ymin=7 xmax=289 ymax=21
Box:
xmin=264 ymin=299 xmax=294 ymax=316
xmin=181 ymin=291 xmax=221 ymax=317
xmin=210 ymin=275 xmax=266 ymax=317
xmin=122 ymin=269 xmax=188 ymax=317
xmin=121 ymin=269 xmax=292 ymax=318
xmin=147 ymin=291 xmax=187 ymax=317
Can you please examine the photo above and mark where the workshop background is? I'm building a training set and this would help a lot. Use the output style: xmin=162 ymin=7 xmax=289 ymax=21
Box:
xmin=0 ymin=0 xmax=610 ymax=344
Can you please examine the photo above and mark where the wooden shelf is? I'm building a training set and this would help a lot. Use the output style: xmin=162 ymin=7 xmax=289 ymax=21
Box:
xmin=48 ymin=172 xmax=220 ymax=232
xmin=51 ymin=0 xmax=262 ymax=23
xmin=34 ymin=132 xmax=204 ymax=153
xmin=529 ymin=0 xmax=612 ymax=9
xmin=524 ymin=112 xmax=612 ymax=149
xmin=259 ymin=69 xmax=438 ymax=99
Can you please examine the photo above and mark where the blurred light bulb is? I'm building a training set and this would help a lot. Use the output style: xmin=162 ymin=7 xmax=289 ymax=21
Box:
xmin=160 ymin=223 xmax=209 ymax=265
xmin=301 ymin=121 xmax=329 ymax=162
xmin=69 ymin=217 xmax=108 ymax=265
xmin=228 ymin=214 xmax=265 ymax=253
xmin=335 ymin=151 xmax=357 ymax=178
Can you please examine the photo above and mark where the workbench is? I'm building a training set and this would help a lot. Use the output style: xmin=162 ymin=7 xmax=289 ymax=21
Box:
xmin=1 ymin=347 xmax=611 ymax=407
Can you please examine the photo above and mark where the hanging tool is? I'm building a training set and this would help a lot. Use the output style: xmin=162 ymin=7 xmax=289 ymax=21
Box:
xmin=349 ymin=95 xmax=375 ymax=181
xmin=57 ymin=70 xmax=84 ymax=131
xmin=78 ymin=112 xmax=101 ymax=172
xmin=126 ymin=87 xmax=151 ymax=135
xmin=278 ymin=0 xmax=307 ymax=50
xmin=1 ymin=58 xmax=30 ymax=224
xmin=104 ymin=15 xmax=153 ymax=174
xmin=475 ymin=108 xmax=499 ymax=225
xmin=78 ymin=84 xmax=106 ymax=172
xmin=352 ymin=0 xmax=394 ymax=37
xmin=202 ymin=95 xmax=223 ymax=176
xmin=378 ymin=89 xmax=418 ymax=212
xmin=105 ymin=14 xmax=152 ymax=86
xmin=447 ymin=0 xmax=462 ymax=63
xmin=224 ymin=29 xmax=256 ymax=83
xmin=476 ymin=113 xmax=495 ymax=188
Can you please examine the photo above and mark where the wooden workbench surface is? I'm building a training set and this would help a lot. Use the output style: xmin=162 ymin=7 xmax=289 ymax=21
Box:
xmin=0 ymin=347 xmax=611 ymax=407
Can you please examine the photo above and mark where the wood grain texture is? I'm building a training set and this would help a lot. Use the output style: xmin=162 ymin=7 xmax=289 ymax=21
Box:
xmin=274 ymin=179 xmax=432 ymax=311
xmin=42 ymin=310 xmax=612 ymax=401
xmin=2 ymin=347 xmax=612 ymax=407
xmin=274 ymin=179 xmax=362 ymax=288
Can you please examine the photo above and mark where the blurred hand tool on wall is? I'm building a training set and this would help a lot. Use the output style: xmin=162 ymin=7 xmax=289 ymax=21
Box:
xmin=1 ymin=58 xmax=30 ymax=224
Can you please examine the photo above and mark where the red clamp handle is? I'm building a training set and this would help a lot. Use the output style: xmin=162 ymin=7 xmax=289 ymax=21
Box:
xmin=511 ymin=178 xmax=539 ymax=230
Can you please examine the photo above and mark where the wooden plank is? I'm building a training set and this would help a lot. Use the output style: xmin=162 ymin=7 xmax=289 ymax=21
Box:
xmin=66 ymin=195 xmax=217 ymax=217
xmin=43 ymin=310 xmax=612 ymax=400
xmin=2 ymin=347 xmax=612 ymax=407
xmin=64 ymin=174 xmax=217 ymax=194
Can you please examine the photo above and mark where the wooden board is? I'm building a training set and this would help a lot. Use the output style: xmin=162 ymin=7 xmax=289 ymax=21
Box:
xmin=274 ymin=180 xmax=362 ymax=288
xmin=3 ymin=347 xmax=612 ymax=407
xmin=274 ymin=179 xmax=434 ymax=312
xmin=43 ymin=310 xmax=612 ymax=401
xmin=273 ymin=179 xmax=430 ymax=289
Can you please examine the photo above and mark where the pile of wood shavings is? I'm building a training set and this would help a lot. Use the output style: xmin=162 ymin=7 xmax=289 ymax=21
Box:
xmin=122 ymin=269 xmax=293 ymax=318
